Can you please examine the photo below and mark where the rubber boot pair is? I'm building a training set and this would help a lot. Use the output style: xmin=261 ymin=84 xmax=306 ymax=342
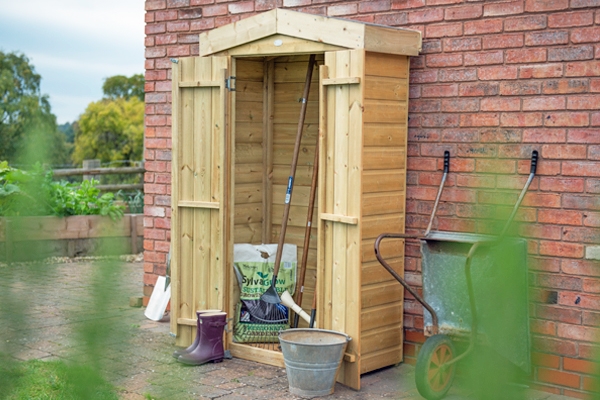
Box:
xmin=172 ymin=309 xmax=220 ymax=359
xmin=176 ymin=311 xmax=227 ymax=365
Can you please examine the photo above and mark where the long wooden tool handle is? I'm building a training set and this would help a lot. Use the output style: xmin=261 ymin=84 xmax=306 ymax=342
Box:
xmin=293 ymin=140 xmax=319 ymax=327
xmin=310 ymin=280 xmax=317 ymax=328
xmin=272 ymin=54 xmax=317 ymax=281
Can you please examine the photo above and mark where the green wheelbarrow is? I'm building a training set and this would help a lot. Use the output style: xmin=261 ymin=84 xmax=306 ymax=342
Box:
xmin=375 ymin=150 xmax=537 ymax=400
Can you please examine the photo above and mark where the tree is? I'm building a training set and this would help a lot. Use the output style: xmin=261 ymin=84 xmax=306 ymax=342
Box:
xmin=58 ymin=122 xmax=75 ymax=143
xmin=0 ymin=51 xmax=70 ymax=165
xmin=102 ymin=74 xmax=144 ymax=101
xmin=72 ymin=97 xmax=144 ymax=166
xmin=73 ymin=73 xmax=144 ymax=167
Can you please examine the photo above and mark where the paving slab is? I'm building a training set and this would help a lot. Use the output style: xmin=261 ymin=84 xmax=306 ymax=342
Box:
xmin=0 ymin=259 xmax=581 ymax=400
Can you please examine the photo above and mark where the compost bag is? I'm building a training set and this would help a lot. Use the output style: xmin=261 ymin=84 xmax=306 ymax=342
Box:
xmin=233 ymin=243 xmax=297 ymax=343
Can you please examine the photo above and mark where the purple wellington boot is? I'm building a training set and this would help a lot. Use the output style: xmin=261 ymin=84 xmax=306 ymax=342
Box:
xmin=177 ymin=311 xmax=227 ymax=365
xmin=172 ymin=309 xmax=221 ymax=358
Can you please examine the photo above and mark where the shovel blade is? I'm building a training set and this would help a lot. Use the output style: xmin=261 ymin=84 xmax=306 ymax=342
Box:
xmin=144 ymin=276 xmax=171 ymax=321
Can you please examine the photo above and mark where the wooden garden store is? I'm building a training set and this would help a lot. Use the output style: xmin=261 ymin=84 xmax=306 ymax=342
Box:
xmin=170 ymin=9 xmax=422 ymax=390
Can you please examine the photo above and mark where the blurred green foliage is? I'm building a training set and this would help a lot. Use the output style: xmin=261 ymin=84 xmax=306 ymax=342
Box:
xmin=0 ymin=56 xmax=135 ymax=400
xmin=459 ymin=240 xmax=529 ymax=400
xmin=0 ymin=161 xmax=124 ymax=220
xmin=0 ymin=357 xmax=118 ymax=400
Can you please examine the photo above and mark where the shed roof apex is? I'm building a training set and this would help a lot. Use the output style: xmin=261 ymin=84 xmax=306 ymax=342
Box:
xmin=199 ymin=8 xmax=422 ymax=57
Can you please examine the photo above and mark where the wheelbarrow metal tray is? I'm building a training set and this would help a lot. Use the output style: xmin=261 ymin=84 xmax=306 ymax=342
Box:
xmin=421 ymin=232 xmax=531 ymax=373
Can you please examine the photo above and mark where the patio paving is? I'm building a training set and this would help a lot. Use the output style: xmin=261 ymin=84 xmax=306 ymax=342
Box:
xmin=0 ymin=258 xmax=580 ymax=400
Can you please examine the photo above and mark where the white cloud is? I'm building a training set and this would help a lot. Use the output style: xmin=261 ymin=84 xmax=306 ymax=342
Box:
xmin=1 ymin=0 xmax=145 ymax=46
xmin=28 ymin=53 xmax=142 ymax=77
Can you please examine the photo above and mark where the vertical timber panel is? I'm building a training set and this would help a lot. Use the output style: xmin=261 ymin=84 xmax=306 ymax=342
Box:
xmin=170 ymin=60 xmax=181 ymax=338
xmin=179 ymin=58 xmax=196 ymax=345
xmin=234 ymin=59 xmax=263 ymax=244
xmin=193 ymin=58 xmax=213 ymax=313
xmin=344 ymin=49 xmax=364 ymax=388
xmin=223 ymin=57 xmax=234 ymax=349
xmin=262 ymin=60 xmax=274 ymax=244
xmin=317 ymin=63 xmax=329 ymax=334
xmin=319 ymin=49 xmax=364 ymax=390
xmin=331 ymin=51 xmax=349 ymax=342
xmin=319 ymin=61 xmax=335 ymax=332
xmin=211 ymin=57 xmax=229 ymax=313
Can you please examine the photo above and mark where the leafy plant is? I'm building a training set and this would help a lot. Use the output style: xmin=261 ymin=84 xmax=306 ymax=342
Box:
xmin=0 ymin=161 xmax=125 ymax=220
xmin=48 ymin=179 xmax=125 ymax=220
xmin=116 ymin=189 xmax=144 ymax=214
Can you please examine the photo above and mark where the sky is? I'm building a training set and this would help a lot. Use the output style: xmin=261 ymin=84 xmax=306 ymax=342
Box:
xmin=0 ymin=0 xmax=145 ymax=125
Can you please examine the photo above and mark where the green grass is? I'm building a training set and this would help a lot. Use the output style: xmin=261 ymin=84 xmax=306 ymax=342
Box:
xmin=0 ymin=358 xmax=118 ymax=400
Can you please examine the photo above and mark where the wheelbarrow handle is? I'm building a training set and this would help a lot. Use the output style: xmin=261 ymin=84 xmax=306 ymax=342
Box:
xmin=444 ymin=150 xmax=450 ymax=173
xmin=530 ymin=150 xmax=538 ymax=175
xmin=425 ymin=151 xmax=451 ymax=237
xmin=500 ymin=149 xmax=539 ymax=237
xmin=374 ymin=233 xmax=439 ymax=334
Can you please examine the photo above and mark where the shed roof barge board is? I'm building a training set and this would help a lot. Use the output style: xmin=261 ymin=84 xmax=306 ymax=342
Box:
xmin=199 ymin=8 xmax=422 ymax=58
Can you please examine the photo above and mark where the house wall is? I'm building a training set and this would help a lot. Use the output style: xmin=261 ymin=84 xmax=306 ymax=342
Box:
xmin=143 ymin=0 xmax=600 ymax=396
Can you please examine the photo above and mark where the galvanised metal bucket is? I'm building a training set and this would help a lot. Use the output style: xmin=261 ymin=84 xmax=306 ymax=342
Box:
xmin=279 ymin=328 xmax=351 ymax=398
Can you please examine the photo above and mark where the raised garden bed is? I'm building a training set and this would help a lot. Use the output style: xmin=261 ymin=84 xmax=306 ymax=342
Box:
xmin=0 ymin=214 xmax=143 ymax=261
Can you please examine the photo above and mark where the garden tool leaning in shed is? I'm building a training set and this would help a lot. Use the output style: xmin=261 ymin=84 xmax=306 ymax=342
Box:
xmin=261 ymin=54 xmax=317 ymax=307
xmin=144 ymin=250 xmax=171 ymax=321
xmin=293 ymin=135 xmax=319 ymax=328
xmin=281 ymin=290 xmax=311 ymax=325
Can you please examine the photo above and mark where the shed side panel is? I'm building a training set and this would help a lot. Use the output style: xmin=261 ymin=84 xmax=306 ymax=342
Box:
xmin=360 ymin=52 xmax=409 ymax=373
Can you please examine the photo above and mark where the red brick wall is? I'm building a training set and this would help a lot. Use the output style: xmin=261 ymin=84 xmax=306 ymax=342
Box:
xmin=144 ymin=0 xmax=600 ymax=396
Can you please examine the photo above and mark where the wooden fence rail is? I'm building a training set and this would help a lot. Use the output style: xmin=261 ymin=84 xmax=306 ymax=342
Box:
xmin=52 ymin=166 xmax=146 ymax=177
xmin=53 ymin=165 xmax=145 ymax=191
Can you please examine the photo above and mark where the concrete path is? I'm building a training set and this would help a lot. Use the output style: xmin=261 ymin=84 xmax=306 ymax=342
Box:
xmin=0 ymin=259 xmax=578 ymax=400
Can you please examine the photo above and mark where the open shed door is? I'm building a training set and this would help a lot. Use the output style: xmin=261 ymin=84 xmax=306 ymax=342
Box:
xmin=170 ymin=56 xmax=231 ymax=345
xmin=318 ymin=49 xmax=364 ymax=390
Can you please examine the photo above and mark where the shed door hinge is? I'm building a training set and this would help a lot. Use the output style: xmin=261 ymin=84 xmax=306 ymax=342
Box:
xmin=225 ymin=76 xmax=236 ymax=91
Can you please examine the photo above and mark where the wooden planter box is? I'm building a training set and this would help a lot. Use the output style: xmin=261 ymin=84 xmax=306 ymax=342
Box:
xmin=170 ymin=9 xmax=421 ymax=390
xmin=0 ymin=214 xmax=143 ymax=261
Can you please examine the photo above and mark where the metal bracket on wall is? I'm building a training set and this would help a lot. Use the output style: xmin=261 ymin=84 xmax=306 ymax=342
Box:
xmin=225 ymin=76 xmax=236 ymax=91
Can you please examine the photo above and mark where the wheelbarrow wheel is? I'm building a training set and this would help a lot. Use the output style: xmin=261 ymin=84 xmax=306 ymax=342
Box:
xmin=415 ymin=334 xmax=456 ymax=400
